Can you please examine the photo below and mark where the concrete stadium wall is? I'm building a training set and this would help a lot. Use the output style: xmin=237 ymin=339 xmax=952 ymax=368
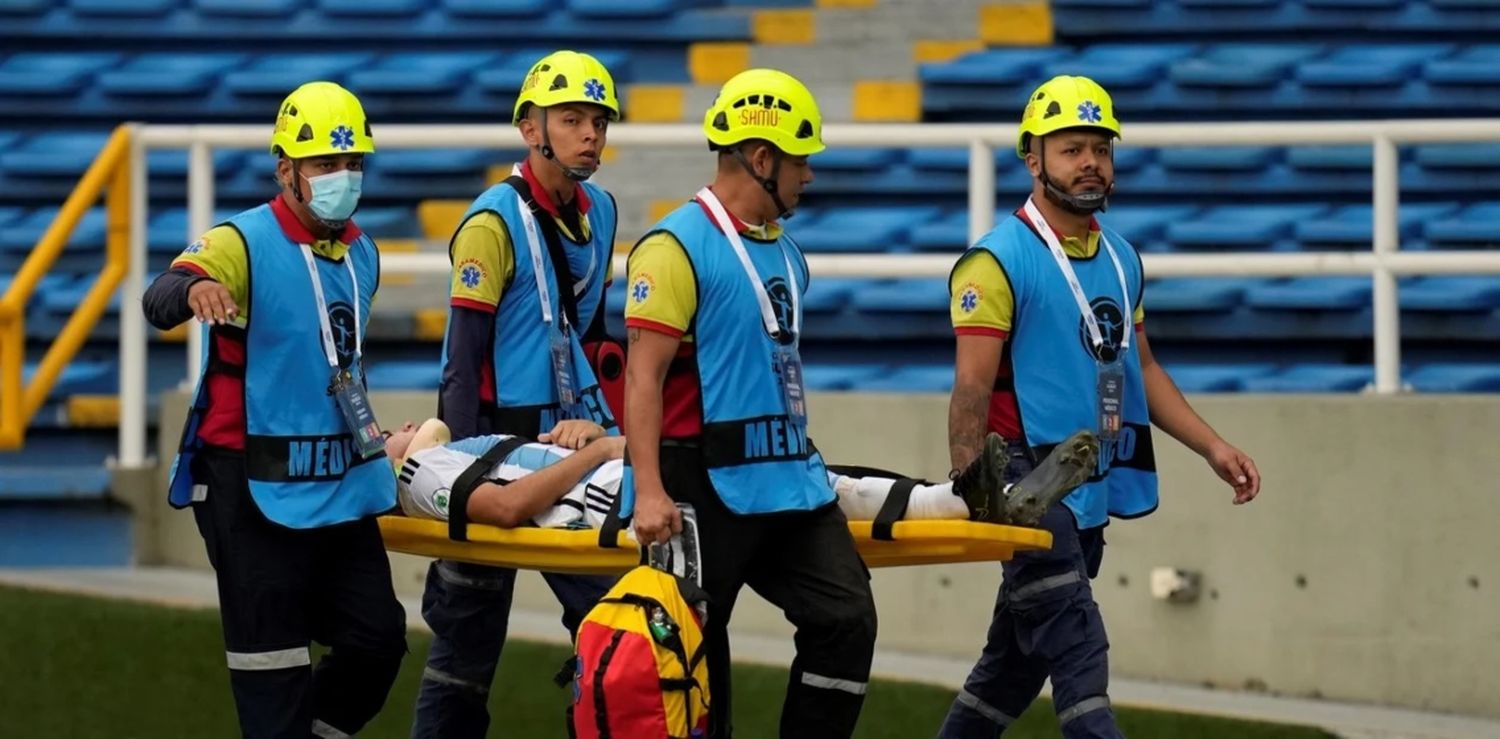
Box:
xmin=142 ymin=391 xmax=1500 ymax=718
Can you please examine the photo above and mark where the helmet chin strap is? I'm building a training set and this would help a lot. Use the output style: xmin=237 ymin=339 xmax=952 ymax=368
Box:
xmin=537 ymin=108 xmax=597 ymax=182
xmin=1038 ymin=140 xmax=1113 ymax=215
xmin=732 ymin=145 xmax=794 ymax=221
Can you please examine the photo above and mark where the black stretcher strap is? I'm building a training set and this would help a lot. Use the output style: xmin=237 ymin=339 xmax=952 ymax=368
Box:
xmin=448 ymin=436 xmax=529 ymax=542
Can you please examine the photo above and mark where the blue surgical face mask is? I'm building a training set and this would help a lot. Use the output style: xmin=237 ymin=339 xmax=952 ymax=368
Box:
xmin=304 ymin=169 xmax=362 ymax=223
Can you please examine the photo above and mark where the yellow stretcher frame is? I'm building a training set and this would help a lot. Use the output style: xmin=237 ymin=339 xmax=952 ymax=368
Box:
xmin=380 ymin=516 xmax=1053 ymax=575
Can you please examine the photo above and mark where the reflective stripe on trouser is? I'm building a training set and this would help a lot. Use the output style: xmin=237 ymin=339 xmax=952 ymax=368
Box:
xmin=954 ymin=689 xmax=1016 ymax=728
xmin=800 ymin=671 xmax=868 ymax=696
xmin=1058 ymin=695 xmax=1111 ymax=726
xmin=411 ymin=559 xmax=613 ymax=739
xmin=226 ymin=647 xmax=311 ymax=671
xmin=311 ymin=719 xmax=351 ymax=738
xmin=939 ymin=500 xmax=1118 ymax=739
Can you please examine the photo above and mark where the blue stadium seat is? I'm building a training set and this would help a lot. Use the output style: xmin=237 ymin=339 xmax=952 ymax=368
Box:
xmin=374 ymin=149 xmax=499 ymax=176
xmin=146 ymin=148 xmax=247 ymax=179
xmin=1297 ymin=44 xmax=1457 ymax=88
xmin=859 ymin=365 xmax=953 ymax=393
xmin=1164 ymin=43 xmax=1320 ymax=87
xmin=1287 ymin=145 xmax=1370 ymax=171
xmin=364 ymin=360 xmax=441 ymax=390
xmin=222 ymin=53 xmax=375 ymax=95
xmin=1401 ymin=277 xmax=1500 ymax=311
xmin=803 ymin=363 xmax=886 ymax=392
xmin=194 ymin=0 xmax=301 ymax=17
xmin=1158 ymin=147 xmax=1278 ymax=172
xmin=1241 ymin=364 xmax=1374 ymax=393
xmin=1294 ymin=203 xmax=1459 ymax=247
xmin=0 ymin=207 xmax=105 ymax=253
xmin=793 ymin=206 xmax=941 ymax=253
xmin=146 ymin=208 xmax=238 ymax=254
xmin=355 ymin=206 xmax=418 ymax=238
xmin=38 ymin=275 xmax=121 ymax=316
xmin=1303 ymin=0 xmax=1401 ymax=6
xmin=1245 ymin=277 xmax=1371 ymax=310
xmin=345 ymin=52 xmax=497 ymax=94
xmin=1407 ymin=363 xmax=1500 ymax=392
xmin=95 ymin=53 xmax=247 ymax=96
xmin=570 ymin=0 xmax=696 ymax=18
xmin=319 ymin=0 xmax=425 ymax=16
xmin=472 ymin=50 xmax=632 ymax=93
xmin=1423 ymin=45 xmax=1500 ymax=86
xmin=808 ymin=148 xmax=904 ymax=172
xmin=1051 ymin=0 xmax=1148 ymax=6
xmin=0 ymin=0 xmax=51 ymax=13
xmin=848 ymin=278 xmax=947 ymax=314
xmin=1413 ymin=143 xmax=1500 ymax=170
xmin=1165 ymin=363 xmax=1276 ymax=392
xmin=1099 ymin=205 xmax=1199 ymax=245
xmin=911 ymin=210 xmax=978 ymax=252
xmin=1424 ymin=203 xmax=1500 ymax=246
xmin=24 ymin=358 xmax=117 ymax=397
xmin=442 ymin=0 xmax=550 ymax=17
xmin=0 ymin=132 xmax=109 ymax=176
xmin=0 ymin=53 xmax=122 ymax=96
xmin=1165 ymin=205 xmax=1326 ymax=250
xmin=1145 ymin=278 xmax=1256 ymax=312
xmin=1038 ymin=43 xmax=1198 ymax=89
xmin=68 ymin=0 xmax=179 ymax=16
xmin=919 ymin=48 xmax=1070 ymax=85
xmin=802 ymin=277 xmax=862 ymax=315
xmin=0 ymin=206 xmax=24 ymax=228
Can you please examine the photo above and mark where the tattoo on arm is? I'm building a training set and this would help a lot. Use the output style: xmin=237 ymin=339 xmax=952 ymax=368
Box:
xmin=948 ymin=383 xmax=991 ymax=472
xmin=627 ymin=327 xmax=641 ymax=345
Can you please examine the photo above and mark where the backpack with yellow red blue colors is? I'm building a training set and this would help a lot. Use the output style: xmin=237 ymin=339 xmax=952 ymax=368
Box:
xmin=570 ymin=565 xmax=711 ymax=739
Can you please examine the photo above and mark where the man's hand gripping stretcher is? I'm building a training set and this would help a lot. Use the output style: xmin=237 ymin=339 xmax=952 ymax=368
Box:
xmin=383 ymin=418 xmax=1100 ymax=533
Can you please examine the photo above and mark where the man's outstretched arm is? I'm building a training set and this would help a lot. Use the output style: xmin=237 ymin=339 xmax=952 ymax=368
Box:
xmin=466 ymin=437 xmax=626 ymax=528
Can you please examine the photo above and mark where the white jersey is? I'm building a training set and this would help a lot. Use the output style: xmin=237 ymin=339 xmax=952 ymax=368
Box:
xmin=396 ymin=434 xmax=623 ymax=528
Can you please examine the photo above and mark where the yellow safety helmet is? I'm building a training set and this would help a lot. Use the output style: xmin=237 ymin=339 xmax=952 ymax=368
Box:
xmin=1016 ymin=75 xmax=1121 ymax=159
xmin=270 ymin=81 xmax=374 ymax=159
xmin=513 ymin=50 xmax=621 ymax=124
xmin=703 ymin=68 xmax=824 ymax=157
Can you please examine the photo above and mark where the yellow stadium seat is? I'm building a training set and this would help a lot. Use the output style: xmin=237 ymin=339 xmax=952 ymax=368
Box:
xmin=417 ymin=200 xmax=471 ymax=241
xmin=688 ymin=42 xmax=751 ymax=84
xmin=67 ymin=395 xmax=120 ymax=428
xmin=753 ymin=9 xmax=816 ymax=45
xmin=980 ymin=2 xmax=1053 ymax=46
xmin=852 ymin=80 xmax=922 ymax=122
xmin=413 ymin=308 xmax=449 ymax=342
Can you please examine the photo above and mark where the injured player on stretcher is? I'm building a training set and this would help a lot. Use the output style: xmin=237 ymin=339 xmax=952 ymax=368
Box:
xmin=384 ymin=418 xmax=1099 ymax=532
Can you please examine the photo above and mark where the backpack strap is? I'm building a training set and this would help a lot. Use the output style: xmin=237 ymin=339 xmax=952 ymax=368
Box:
xmin=448 ymin=436 xmax=529 ymax=542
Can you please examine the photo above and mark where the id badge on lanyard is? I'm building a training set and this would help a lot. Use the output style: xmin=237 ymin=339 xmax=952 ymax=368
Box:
xmin=518 ymin=193 xmax=584 ymax=415
xmin=776 ymin=345 xmax=808 ymax=428
xmin=1021 ymin=199 xmax=1132 ymax=442
xmin=302 ymin=244 xmax=384 ymax=459
xmin=696 ymin=188 xmax=808 ymax=427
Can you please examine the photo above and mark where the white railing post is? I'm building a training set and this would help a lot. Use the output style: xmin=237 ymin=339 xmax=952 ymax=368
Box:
xmin=118 ymin=124 xmax=149 ymax=469
xmin=184 ymin=139 xmax=214 ymax=387
xmin=968 ymin=139 xmax=995 ymax=244
xmin=1372 ymin=134 xmax=1402 ymax=394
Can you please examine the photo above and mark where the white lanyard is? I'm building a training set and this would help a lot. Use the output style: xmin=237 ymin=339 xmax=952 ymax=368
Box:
xmin=1022 ymin=198 xmax=1131 ymax=355
xmin=299 ymin=243 xmax=361 ymax=369
xmin=512 ymin=164 xmax=595 ymax=328
xmin=696 ymin=187 xmax=800 ymax=341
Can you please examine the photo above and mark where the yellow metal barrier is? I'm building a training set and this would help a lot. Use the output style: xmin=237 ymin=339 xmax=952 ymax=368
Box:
xmin=0 ymin=125 xmax=133 ymax=450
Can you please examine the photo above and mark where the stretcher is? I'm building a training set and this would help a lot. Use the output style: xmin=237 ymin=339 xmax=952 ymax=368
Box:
xmin=379 ymin=516 xmax=1053 ymax=574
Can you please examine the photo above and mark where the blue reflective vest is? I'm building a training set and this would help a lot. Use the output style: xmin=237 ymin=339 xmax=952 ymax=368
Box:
xmin=625 ymin=201 xmax=835 ymax=515
xmin=447 ymin=180 xmax=618 ymax=438
xmin=969 ymin=214 xmax=1159 ymax=528
xmin=167 ymin=204 xmax=395 ymax=528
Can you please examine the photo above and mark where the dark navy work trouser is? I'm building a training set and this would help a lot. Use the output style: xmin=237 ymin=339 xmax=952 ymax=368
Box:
xmin=937 ymin=445 xmax=1121 ymax=739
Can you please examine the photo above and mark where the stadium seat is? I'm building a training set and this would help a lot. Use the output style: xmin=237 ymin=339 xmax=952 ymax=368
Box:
xmin=803 ymin=363 xmax=887 ymax=392
xmin=1165 ymin=363 xmax=1277 ymax=392
xmin=24 ymin=358 xmax=118 ymax=397
xmin=1413 ymin=143 xmax=1500 ymax=170
xmin=1407 ymin=363 xmax=1500 ymax=392
xmin=793 ymin=206 xmax=941 ymax=253
xmin=1145 ymin=278 xmax=1256 ymax=312
xmin=569 ymin=0 xmax=694 ymax=18
xmin=0 ymin=53 xmax=122 ymax=96
xmin=96 ymin=53 xmax=248 ymax=96
xmin=1401 ymin=277 xmax=1500 ymax=312
xmin=849 ymin=278 xmax=948 ymax=314
xmin=194 ymin=0 xmax=301 ymax=17
xmin=318 ymin=0 xmax=426 ymax=17
xmin=441 ymin=0 xmax=550 ymax=17
xmin=808 ymin=148 xmax=904 ymax=172
xmin=0 ymin=0 xmax=51 ymax=14
xmin=1294 ymin=203 xmax=1460 ymax=248
xmin=1165 ymin=205 xmax=1327 ymax=250
xmin=920 ymin=48 xmax=1071 ymax=86
xmin=1424 ymin=203 xmax=1500 ymax=246
xmin=1287 ymin=145 xmax=1371 ymax=171
xmin=221 ymin=53 xmax=375 ymax=95
xmin=0 ymin=132 xmax=110 ymax=177
xmin=0 ymin=207 xmax=105 ymax=254
xmin=68 ymin=0 xmax=178 ymax=16
xmin=801 ymin=277 xmax=863 ymax=315
xmin=1422 ymin=44 xmax=1500 ymax=86
xmin=374 ymin=149 xmax=501 ymax=176
xmin=1241 ymin=364 xmax=1374 ymax=393
xmin=345 ymin=52 xmax=497 ymax=94
xmin=1245 ymin=277 xmax=1371 ymax=310
xmin=1158 ymin=147 xmax=1278 ymax=172
xmin=1099 ymin=205 xmax=1199 ymax=246
xmin=1038 ymin=44 xmax=1199 ymax=89
xmin=1297 ymin=44 xmax=1457 ymax=88
xmin=355 ymin=207 xmax=419 ymax=239
xmin=146 ymin=208 xmax=238 ymax=254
